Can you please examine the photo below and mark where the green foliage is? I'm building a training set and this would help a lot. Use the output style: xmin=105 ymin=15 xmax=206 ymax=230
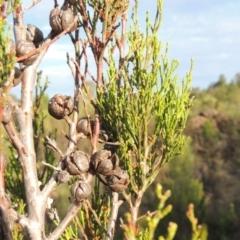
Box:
xmin=59 ymin=218 xmax=80 ymax=240
xmin=161 ymin=143 xmax=204 ymax=207
xmin=0 ymin=0 xmax=20 ymax=89
xmin=202 ymin=119 xmax=219 ymax=144
xmin=146 ymin=184 xmax=175 ymax=240
xmin=122 ymin=184 xmax=174 ymax=240
xmin=158 ymin=222 xmax=178 ymax=240
xmin=125 ymin=183 xmax=206 ymax=240
xmin=191 ymin=74 xmax=240 ymax=119
xmin=154 ymin=143 xmax=204 ymax=240
xmin=4 ymin=144 xmax=25 ymax=239
xmin=90 ymin=179 xmax=111 ymax=236
xmin=97 ymin=0 xmax=193 ymax=194
xmin=5 ymin=145 xmax=25 ymax=204
xmin=186 ymin=203 xmax=208 ymax=240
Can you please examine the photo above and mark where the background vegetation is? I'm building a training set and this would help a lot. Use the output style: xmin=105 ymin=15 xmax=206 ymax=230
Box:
xmin=157 ymin=73 xmax=240 ymax=240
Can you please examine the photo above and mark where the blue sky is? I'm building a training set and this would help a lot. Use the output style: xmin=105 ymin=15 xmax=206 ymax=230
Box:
xmin=11 ymin=0 xmax=240 ymax=96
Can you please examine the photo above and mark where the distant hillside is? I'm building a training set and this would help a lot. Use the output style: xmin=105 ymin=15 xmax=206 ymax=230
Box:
xmin=155 ymin=74 xmax=240 ymax=240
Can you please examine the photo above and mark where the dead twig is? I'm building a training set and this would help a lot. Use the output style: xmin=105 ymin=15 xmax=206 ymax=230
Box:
xmin=22 ymin=0 xmax=41 ymax=14
xmin=71 ymin=58 xmax=96 ymax=107
xmin=137 ymin=210 xmax=157 ymax=221
xmin=45 ymin=136 xmax=64 ymax=157
xmin=85 ymin=200 xmax=107 ymax=233
xmin=66 ymin=53 xmax=75 ymax=79
xmin=75 ymin=216 xmax=88 ymax=240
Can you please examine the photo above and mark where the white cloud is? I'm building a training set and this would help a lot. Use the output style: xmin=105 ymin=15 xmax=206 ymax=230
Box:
xmin=41 ymin=25 xmax=51 ymax=31
xmin=152 ymin=0 xmax=240 ymax=88
xmin=43 ymin=42 xmax=74 ymax=61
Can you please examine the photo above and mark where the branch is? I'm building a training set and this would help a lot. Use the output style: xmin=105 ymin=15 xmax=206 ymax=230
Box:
xmin=3 ymin=121 xmax=28 ymax=164
xmin=47 ymin=202 xmax=82 ymax=240
xmin=106 ymin=192 xmax=123 ymax=240
xmin=8 ymin=209 xmax=29 ymax=230
xmin=12 ymin=8 xmax=56 ymax=238
xmin=122 ymin=192 xmax=133 ymax=209
xmin=130 ymin=190 xmax=144 ymax=228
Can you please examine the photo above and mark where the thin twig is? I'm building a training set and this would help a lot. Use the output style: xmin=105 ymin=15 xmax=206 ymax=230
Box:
xmin=22 ymin=0 xmax=41 ymax=13
xmin=96 ymin=174 xmax=108 ymax=186
xmin=80 ymin=39 xmax=97 ymax=84
xmin=74 ymin=216 xmax=88 ymax=240
xmin=137 ymin=210 xmax=157 ymax=221
xmin=87 ymin=70 xmax=97 ymax=83
xmin=66 ymin=53 xmax=75 ymax=79
xmin=47 ymin=202 xmax=83 ymax=240
xmin=78 ymin=89 xmax=94 ymax=145
xmin=98 ymin=139 xmax=121 ymax=145
xmin=83 ymin=201 xmax=94 ymax=237
xmin=68 ymin=31 xmax=75 ymax=44
xmin=85 ymin=200 xmax=107 ymax=233
xmin=3 ymin=121 xmax=28 ymax=164
xmin=82 ymin=41 xmax=88 ymax=77
xmin=42 ymin=161 xmax=60 ymax=172
xmin=130 ymin=191 xmax=144 ymax=228
xmin=119 ymin=218 xmax=130 ymax=240
xmin=45 ymin=136 xmax=64 ymax=157
xmin=64 ymin=115 xmax=73 ymax=125
xmin=76 ymin=132 xmax=87 ymax=140
xmin=103 ymin=56 xmax=110 ymax=66
xmin=71 ymin=58 xmax=96 ymax=107
xmin=78 ymin=0 xmax=94 ymax=52
xmin=78 ymin=39 xmax=86 ymax=63
xmin=61 ymin=129 xmax=78 ymax=147
xmin=78 ymin=89 xmax=90 ymax=117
